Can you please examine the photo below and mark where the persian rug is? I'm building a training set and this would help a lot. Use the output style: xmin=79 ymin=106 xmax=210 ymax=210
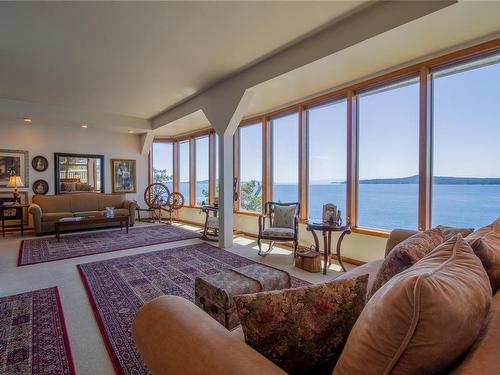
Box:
xmin=19 ymin=224 xmax=201 ymax=266
xmin=0 ymin=287 xmax=75 ymax=375
xmin=78 ymin=242 xmax=309 ymax=375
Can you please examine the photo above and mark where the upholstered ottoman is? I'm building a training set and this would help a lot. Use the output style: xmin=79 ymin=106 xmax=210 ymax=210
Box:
xmin=195 ymin=263 xmax=291 ymax=330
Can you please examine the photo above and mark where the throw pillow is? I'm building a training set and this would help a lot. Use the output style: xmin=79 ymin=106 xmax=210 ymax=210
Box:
xmin=333 ymin=235 xmax=492 ymax=375
xmin=272 ymin=205 xmax=296 ymax=229
xmin=369 ymin=228 xmax=443 ymax=297
xmin=466 ymin=219 xmax=500 ymax=292
xmin=234 ymin=275 xmax=368 ymax=375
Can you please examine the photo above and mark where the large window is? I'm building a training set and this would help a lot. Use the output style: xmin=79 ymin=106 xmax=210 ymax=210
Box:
xmin=307 ymin=100 xmax=347 ymax=221
xmin=432 ymin=53 xmax=500 ymax=228
xmin=178 ymin=140 xmax=190 ymax=205
xmin=195 ymin=136 xmax=209 ymax=205
xmin=239 ymin=122 xmax=263 ymax=211
xmin=357 ymin=78 xmax=420 ymax=230
xmin=272 ymin=113 xmax=299 ymax=203
xmin=152 ymin=141 xmax=173 ymax=191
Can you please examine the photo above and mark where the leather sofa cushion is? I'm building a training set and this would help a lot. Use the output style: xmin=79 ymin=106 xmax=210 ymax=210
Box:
xmin=334 ymin=259 xmax=383 ymax=296
xmin=33 ymin=194 xmax=72 ymax=213
xmin=42 ymin=212 xmax=74 ymax=222
xmin=99 ymin=194 xmax=126 ymax=210
xmin=333 ymin=235 xmax=492 ymax=375
xmin=74 ymin=211 xmax=102 ymax=218
xmin=449 ymin=291 xmax=500 ymax=375
xmin=370 ymin=228 xmax=443 ymax=297
xmin=466 ymin=219 xmax=500 ymax=293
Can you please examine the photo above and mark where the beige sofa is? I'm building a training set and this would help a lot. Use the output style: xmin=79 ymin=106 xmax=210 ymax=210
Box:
xmin=29 ymin=192 xmax=137 ymax=234
xmin=132 ymin=229 xmax=500 ymax=375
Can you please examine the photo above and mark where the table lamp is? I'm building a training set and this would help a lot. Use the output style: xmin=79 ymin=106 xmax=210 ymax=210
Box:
xmin=7 ymin=175 xmax=23 ymax=203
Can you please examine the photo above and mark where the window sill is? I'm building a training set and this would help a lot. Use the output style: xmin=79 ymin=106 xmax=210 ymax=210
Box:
xmin=352 ymin=226 xmax=390 ymax=238
xmin=234 ymin=210 xmax=261 ymax=217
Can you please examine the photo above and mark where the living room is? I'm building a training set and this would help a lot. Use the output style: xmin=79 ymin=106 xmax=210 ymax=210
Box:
xmin=1 ymin=1 xmax=500 ymax=375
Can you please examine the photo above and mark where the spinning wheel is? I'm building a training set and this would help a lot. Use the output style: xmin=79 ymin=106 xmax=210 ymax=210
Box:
xmin=166 ymin=192 xmax=185 ymax=210
xmin=144 ymin=183 xmax=170 ymax=210
xmin=163 ymin=192 xmax=185 ymax=223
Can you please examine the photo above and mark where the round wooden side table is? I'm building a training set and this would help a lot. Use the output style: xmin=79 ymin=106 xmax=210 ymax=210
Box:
xmin=306 ymin=221 xmax=351 ymax=274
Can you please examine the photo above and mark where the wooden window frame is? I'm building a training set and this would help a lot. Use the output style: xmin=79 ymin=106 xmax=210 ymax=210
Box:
xmin=148 ymin=38 xmax=500 ymax=235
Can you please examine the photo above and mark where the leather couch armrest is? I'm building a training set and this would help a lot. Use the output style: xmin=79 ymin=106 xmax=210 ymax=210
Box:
xmin=122 ymin=200 xmax=137 ymax=224
xmin=28 ymin=204 xmax=43 ymax=233
xmin=132 ymin=295 xmax=285 ymax=375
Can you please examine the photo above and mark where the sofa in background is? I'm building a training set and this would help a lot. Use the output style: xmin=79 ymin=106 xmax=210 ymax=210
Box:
xmin=132 ymin=228 xmax=500 ymax=375
xmin=29 ymin=192 xmax=137 ymax=234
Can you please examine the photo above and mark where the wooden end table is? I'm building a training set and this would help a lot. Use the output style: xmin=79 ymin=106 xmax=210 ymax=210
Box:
xmin=306 ymin=221 xmax=351 ymax=274
xmin=1 ymin=203 xmax=29 ymax=237
xmin=55 ymin=215 xmax=129 ymax=242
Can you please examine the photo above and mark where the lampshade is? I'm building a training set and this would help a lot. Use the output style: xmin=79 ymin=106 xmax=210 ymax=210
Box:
xmin=7 ymin=175 xmax=23 ymax=188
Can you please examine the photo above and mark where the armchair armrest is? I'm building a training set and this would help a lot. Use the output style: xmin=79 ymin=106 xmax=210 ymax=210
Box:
xmin=132 ymin=296 xmax=285 ymax=375
xmin=258 ymin=214 xmax=271 ymax=235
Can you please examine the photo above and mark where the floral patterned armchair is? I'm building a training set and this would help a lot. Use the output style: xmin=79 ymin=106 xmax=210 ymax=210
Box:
xmin=257 ymin=201 xmax=300 ymax=256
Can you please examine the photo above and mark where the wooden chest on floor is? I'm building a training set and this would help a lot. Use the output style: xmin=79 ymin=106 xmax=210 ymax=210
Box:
xmin=295 ymin=250 xmax=322 ymax=273
xmin=194 ymin=263 xmax=291 ymax=330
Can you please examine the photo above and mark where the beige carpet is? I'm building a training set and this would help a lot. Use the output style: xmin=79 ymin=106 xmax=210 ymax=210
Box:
xmin=0 ymin=222 xmax=345 ymax=374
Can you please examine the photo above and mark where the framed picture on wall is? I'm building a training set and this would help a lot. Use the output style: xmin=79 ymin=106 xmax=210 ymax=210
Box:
xmin=32 ymin=155 xmax=48 ymax=172
xmin=0 ymin=149 xmax=29 ymax=188
xmin=111 ymin=159 xmax=136 ymax=193
xmin=0 ymin=191 xmax=29 ymax=225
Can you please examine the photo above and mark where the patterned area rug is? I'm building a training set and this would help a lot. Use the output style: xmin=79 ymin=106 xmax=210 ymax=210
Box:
xmin=0 ymin=287 xmax=75 ymax=375
xmin=78 ymin=243 xmax=309 ymax=375
xmin=19 ymin=224 xmax=201 ymax=266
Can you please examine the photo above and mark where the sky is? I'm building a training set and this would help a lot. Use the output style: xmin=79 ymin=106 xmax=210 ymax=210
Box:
xmin=153 ymin=53 xmax=500 ymax=184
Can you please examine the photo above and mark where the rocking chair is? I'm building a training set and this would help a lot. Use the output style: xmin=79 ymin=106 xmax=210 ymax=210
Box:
xmin=257 ymin=201 xmax=300 ymax=256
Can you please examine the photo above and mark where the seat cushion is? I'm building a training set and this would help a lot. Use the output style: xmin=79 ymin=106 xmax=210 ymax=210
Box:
xmin=234 ymin=275 xmax=368 ymax=374
xmin=272 ymin=205 xmax=296 ymax=229
xmin=333 ymin=235 xmax=492 ymax=375
xmin=74 ymin=211 xmax=103 ymax=218
xmin=369 ymin=228 xmax=443 ymax=297
xmin=262 ymin=227 xmax=295 ymax=238
xmin=465 ymin=219 xmax=500 ymax=293
xmin=207 ymin=216 xmax=219 ymax=229
xmin=41 ymin=212 xmax=74 ymax=222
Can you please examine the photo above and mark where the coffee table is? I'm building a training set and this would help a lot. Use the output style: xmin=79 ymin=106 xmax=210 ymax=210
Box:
xmin=55 ymin=215 xmax=129 ymax=242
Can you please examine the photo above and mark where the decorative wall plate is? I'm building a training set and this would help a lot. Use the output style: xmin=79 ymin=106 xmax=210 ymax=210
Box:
xmin=32 ymin=155 xmax=48 ymax=172
xmin=32 ymin=179 xmax=49 ymax=195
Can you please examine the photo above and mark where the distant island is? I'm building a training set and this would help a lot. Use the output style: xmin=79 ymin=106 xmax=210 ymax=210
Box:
xmin=351 ymin=175 xmax=500 ymax=185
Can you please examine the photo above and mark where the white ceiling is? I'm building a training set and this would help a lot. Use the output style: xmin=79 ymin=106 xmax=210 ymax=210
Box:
xmin=245 ymin=0 xmax=500 ymax=117
xmin=0 ymin=1 xmax=366 ymax=120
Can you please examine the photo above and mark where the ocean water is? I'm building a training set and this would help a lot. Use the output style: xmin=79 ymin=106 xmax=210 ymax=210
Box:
xmin=181 ymin=182 xmax=500 ymax=231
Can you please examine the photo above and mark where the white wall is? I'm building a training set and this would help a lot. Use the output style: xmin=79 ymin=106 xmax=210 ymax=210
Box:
xmin=176 ymin=206 xmax=387 ymax=263
xmin=0 ymin=120 xmax=149 ymax=212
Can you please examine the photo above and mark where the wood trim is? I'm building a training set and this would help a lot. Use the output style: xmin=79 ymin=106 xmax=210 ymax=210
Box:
xmin=298 ymin=105 xmax=308 ymax=221
xmin=189 ymin=137 xmax=196 ymax=206
xmin=352 ymin=226 xmax=390 ymax=238
xmin=346 ymin=90 xmax=359 ymax=227
xmin=154 ymin=128 xmax=214 ymax=143
xmin=209 ymin=132 xmax=216 ymax=205
xmin=147 ymin=152 xmax=152 ymax=186
xmin=234 ymin=209 xmax=260 ymax=217
xmin=173 ymin=142 xmax=179 ymax=193
xmin=233 ymin=128 xmax=241 ymax=212
xmin=262 ymin=116 xmax=272 ymax=208
xmin=418 ymin=66 xmax=432 ymax=230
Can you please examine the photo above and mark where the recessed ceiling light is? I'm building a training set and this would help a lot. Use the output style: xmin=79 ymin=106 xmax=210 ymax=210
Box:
xmin=128 ymin=130 xmax=135 ymax=134
xmin=23 ymin=118 xmax=32 ymax=123
xmin=80 ymin=124 xmax=88 ymax=129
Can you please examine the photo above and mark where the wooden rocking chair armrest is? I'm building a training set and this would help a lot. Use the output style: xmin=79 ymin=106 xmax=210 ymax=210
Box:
xmin=258 ymin=214 xmax=271 ymax=233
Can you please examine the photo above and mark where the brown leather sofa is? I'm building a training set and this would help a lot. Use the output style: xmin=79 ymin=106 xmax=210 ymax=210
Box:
xmin=132 ymin=229 xmax=500 ymax=375
xmin=29 ymin=192 xmax=137 ymax=234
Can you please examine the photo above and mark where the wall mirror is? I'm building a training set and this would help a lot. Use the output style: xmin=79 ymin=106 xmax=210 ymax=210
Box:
xmin=54 ymin=153 xmax=104 ymax=194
